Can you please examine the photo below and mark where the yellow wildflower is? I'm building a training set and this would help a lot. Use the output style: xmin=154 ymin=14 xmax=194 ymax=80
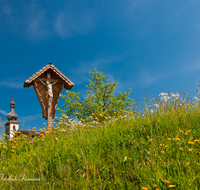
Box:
xmin=175 ymin=138 xmax=180 ymax=141
xmin=179 ymin=148 xmax=183 ymax=150
xmin=3 ymin=146 xmax=7 ymax=149
xmin=161 ymin=151 xmax=165 ymax=154
xmin=28 ymin=155 xmax=31 ymax=158
xmin=169 ymin=185 xmax=176 ymax=188
xmin=167 ymin=138 xmax=171 ymax=141
xmin=165 ymin=180 xmax=170 ymax=184
xmin=147 ymin=151 xmax=150 ymax=155
xmin=188 ymin=142 xmax=194 ymax=145
xmin=188 ymin=149 xmax=193 ymax=152
xmin=33 ymin=127 xmax=36 ymax=129
xmin=89 ymin=116 xmax=93 ymax=118
xmin=10 ymin=150 xmax=14 ymax=153
xmin=142 ymin=188 xmax=148 ymax=190
xmin=186 ymin=162 xmax=190 ymax=165
xmin=60 ymin=129 xmax=66 ymax=132
xmin=194 ymin=140 xmax=199 ymax=142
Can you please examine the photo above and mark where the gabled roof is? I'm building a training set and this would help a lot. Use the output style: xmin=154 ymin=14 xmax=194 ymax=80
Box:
xmin=23 ymin=63 xmax=74 ymax=89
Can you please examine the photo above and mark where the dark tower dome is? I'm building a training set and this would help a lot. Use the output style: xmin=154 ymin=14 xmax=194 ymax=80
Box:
xmin=7 ymin=95 xmax=18 ymax=121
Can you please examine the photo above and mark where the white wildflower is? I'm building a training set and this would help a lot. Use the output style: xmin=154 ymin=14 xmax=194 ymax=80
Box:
xmin=161 ymin=96 xmax=168 ymax=102
xmin=154 ymin=103 xmax=159 ymax=108
xmin=194 ymin=96 xmax=199 ymax=101
xmin=159 ymin=92 xmax=165 ymax=96
xmin=171 ymin=94 xmax=176 ymax=97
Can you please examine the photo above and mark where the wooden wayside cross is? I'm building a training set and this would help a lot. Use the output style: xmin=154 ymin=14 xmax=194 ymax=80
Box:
xmin=23 ymin=63 xmax=74 ymax=129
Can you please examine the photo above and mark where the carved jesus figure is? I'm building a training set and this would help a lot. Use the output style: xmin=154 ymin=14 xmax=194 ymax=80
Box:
xmin=39 ymin=79 xmax=59 ymax=107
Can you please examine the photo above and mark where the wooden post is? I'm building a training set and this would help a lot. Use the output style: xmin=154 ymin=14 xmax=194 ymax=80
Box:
xmin=48 ymin=105 xmax=52 ymax=129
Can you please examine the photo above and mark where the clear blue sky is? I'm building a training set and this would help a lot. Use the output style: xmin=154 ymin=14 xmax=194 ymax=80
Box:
xmin=1 ymin=0 xmax=200 ymax=129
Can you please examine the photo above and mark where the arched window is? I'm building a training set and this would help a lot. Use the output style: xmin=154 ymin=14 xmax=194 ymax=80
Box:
xmin=13 ymin=125 xmax=16 ymax=130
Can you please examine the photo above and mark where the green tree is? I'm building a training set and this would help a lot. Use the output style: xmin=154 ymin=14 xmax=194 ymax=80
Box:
xmin=57 ymin=69 xmax=134 ymax=122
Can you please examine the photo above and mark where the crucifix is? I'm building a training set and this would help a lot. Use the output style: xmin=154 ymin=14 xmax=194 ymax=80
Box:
xmin=24 ymin=63 xmax=74 ymax=129
xmin=38 ymin=72 xmax=59 ymax=129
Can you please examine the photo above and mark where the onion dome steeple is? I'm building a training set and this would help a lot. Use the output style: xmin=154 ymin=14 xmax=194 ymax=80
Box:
xmin=7 ymin=95 xmax=18 ymax=121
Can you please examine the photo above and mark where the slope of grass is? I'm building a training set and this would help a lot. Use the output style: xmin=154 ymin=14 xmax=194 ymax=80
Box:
xmin=1 ymin=94 xmax=200 ymax=189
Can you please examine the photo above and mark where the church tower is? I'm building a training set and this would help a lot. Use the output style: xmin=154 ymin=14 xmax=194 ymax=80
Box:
xmin=5 ymin=96 xmax=19 ymax=139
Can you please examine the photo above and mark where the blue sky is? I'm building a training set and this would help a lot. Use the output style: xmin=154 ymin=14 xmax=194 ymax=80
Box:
xmin=1 ymin=0 xmax=200 ymax=129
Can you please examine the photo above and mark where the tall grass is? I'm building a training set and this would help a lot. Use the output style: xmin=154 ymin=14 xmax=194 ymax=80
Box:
xmin=0 ymin=91 xmax=200 ymax=189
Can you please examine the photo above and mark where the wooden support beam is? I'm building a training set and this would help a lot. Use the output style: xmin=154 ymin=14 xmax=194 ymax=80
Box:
xmin=35 ymin=78 xmax=61 ymax=82
xmin=33 ymin=81 xmax=45 ymax=110
xmin=48 ymin=105 xmax=52 ymax=129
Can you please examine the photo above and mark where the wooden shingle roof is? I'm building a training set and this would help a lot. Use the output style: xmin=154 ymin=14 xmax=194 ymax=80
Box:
xmin=23 ymin=63 xmax=74 ymax=90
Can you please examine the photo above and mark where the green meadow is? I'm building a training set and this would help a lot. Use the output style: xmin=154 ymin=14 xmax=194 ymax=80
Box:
xmin=1 ymin=92 xmax=200 ymax=189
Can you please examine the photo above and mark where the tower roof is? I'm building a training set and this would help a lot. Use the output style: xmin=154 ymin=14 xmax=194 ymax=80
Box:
xmin=7 ymin=95 xmax=18 ymax=121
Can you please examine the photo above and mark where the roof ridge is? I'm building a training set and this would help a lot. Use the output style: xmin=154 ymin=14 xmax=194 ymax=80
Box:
xmin=24 ymin=63 xmax=74 ymax=89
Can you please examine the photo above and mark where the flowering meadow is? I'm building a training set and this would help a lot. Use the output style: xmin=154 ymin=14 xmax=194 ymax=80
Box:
xmin=0 ymin=91 xmax=200 ymax=189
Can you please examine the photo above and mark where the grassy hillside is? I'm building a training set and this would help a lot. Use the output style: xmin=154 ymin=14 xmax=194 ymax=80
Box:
xmin=1 ymin=93 xmax=200 ymax=189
